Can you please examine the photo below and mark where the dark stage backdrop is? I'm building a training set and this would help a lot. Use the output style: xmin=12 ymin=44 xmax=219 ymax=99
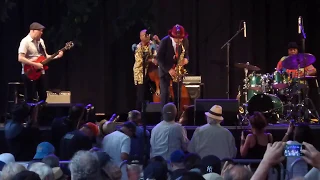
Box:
xmin=1 ymin=0 xmax=319 ymax=116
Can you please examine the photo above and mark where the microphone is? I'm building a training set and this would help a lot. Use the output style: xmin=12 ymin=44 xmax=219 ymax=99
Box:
xmin=243 ymin=21 xmax=247 ymax=38
xmin=298 ymin=16 xmax=302 ymax=34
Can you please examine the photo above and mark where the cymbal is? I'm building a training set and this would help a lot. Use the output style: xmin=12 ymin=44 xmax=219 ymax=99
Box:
xmin=234 ymin=63 xmax=261 ymax=71
xmin=282 ymin=53 xmax=316 ymax=70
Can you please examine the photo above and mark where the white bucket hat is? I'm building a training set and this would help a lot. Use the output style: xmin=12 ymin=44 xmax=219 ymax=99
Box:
xmin=205 ymin=105 xmax=224 ymax=121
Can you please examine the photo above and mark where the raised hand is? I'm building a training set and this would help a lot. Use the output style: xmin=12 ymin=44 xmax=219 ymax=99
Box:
xmin=301 ymin=142 xmax=320 ymax=169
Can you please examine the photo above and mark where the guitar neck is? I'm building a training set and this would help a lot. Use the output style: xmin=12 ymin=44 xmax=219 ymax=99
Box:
xmin=41 ymin=47 xmax=66 ymax=65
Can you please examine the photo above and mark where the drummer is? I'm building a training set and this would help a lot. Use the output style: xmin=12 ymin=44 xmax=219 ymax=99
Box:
xmin=276 ymin=42 xmax=317 ymax=78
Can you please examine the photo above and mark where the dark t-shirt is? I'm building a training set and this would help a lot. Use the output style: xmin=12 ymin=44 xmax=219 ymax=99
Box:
xmin=51 ymin=116 xmax=75 ymax=156
xmin=4 ymin=120 xmax=41 ymax=161
xmin=59 ymin=130 xmax=92 ymax=160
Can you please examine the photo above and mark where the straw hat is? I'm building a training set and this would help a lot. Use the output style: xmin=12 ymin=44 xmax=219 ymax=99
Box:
xmin=205 ymin=105 xmax=224 ymax=121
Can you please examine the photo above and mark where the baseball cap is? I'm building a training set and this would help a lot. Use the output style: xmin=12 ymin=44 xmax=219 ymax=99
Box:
xmin=201 ymin=155 xmax=221 ymax=174
xmin=29 ymin=22 xmax=45 ymax=30
xmin=83 ymin=122 xmax=99 ymax=136
xmin=170 ymin=150 xmax=185 ymax=163
xmin=162 ymin=103 xmax=177 ymax=121
xmin=33 ymin=142 xmax=55 ymax=160
xmin=123 ymin=121 xmax=137 ymax=138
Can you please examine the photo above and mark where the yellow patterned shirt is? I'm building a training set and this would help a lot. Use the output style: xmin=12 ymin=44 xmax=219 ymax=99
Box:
xmin=133 ymin=41 xmax=157 ymax=85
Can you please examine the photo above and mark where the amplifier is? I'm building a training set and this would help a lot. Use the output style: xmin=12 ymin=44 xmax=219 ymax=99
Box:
xmin=183 ymin=76 xmax=201 ymax=84
xmin=46 ymin=91 xmax=71 ymax=104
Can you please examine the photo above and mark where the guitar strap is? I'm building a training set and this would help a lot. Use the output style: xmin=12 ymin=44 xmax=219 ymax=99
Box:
xmin=38 ymin=43 xmax=46 ymax=58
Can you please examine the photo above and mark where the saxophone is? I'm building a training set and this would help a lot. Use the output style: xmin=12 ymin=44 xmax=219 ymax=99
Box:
xmin=172 ymin=44 xmax=188 ymax=82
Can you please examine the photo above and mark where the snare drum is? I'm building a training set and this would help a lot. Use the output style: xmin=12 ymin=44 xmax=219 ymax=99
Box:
xmin=272 ymin=71 xmax=289 ymax=89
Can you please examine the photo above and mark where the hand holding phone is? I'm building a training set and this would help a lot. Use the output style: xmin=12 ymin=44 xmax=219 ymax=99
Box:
xmin=284 ymin=144 xmax=304 ymax=157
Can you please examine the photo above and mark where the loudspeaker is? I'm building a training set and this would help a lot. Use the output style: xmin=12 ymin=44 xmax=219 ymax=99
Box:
xmin=184 ymin=85 xmax=202 ymax=104
xmin=145 ymin=102 xmax=162 ymax=125
xmin=194 ymin=99 xmax=239 ymax=126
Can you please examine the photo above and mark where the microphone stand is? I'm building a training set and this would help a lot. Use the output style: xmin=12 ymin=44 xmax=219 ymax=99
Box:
xmin=177 ymin=43 xmax=182 ymax=118
xmin=221 ymin=27 xmax=245 ymax=99
xmin=141 ymin=51 xmax=148 ymax=166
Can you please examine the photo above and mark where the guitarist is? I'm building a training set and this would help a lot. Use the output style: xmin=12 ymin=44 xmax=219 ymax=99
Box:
xmin=18 ymin=22 xmax=64 ymax=103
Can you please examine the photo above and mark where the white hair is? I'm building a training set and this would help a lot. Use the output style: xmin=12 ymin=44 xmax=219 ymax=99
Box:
xmin=1 ymin=162 xmax=26 ymax=180
xmin=206 ymin=116 xmax=221 ymax=124
xmin=69 ymin=150 xmax=101 ymax=180
xmin=28 ymin=162 xmax=54 ymax=180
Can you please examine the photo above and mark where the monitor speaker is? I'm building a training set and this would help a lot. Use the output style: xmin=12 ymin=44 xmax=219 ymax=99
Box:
xmin=194 ymin=99 xmax=239 ymax=126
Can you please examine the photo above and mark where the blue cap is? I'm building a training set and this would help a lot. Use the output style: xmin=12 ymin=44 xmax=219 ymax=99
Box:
xmin=170 ymin=150 xmax=185 ymax=163
xmin=33 ymin=142 xmax=55 ymax=160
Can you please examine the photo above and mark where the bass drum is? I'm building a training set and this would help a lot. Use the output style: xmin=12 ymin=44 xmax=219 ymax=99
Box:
xmin=247 ymin=93 xmax=283 ymax=123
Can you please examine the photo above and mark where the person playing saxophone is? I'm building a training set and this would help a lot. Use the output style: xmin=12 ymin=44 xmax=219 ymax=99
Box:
xmin=157 ymin=24 xmax=189 ymax=108
xmin=133 ymin=29 xmax=160 ymax=110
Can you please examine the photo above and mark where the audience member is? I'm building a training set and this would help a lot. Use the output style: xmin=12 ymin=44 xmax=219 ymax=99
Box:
xmin=169 ymin=150 xmax=187 ymax=179
xmin=240 ymin=112 xmax=273 ymax=165
xmin=201 ymin=155 xmax=221 ymax=175
xmin=103 ymin=121 xmax=137 ymax=180
xmin=251 ymin=141 xmax=285 ymax=180
xmin=127 ymin=159 xmax=143 ymax=180
xmin=33 ymin=142 xmax=55 ymax=161
xmin=283 ymin=123 xmax=313 ymax=178
xmin=223 ymin=165 xmax=253 ymax=180
xmin=143 ymin=161 xmax=168 ymax=180
xmin=59 ymin=122 xmax=98 ymax=160
xmin=42 ymin=154 xmax=64 ymax=180
xmin=179 ymin=171 xmax=205 ymax=180
xmin=1 ymin=162 xmax=26 ymax=180
xmin=203 ymin=172 xmax=223 ymax=180
xmin=127 ymin=110 xmax=150 ymax=162
xmin=5 ymin=102 xmax=41 ymax=161
xmin=96 ymin=119 xmax=117 ymax=148
xmin=188 ymin=105 xmax=237 ymax=159
xmin=0 ymin=153 xmax=15 ymax=170
xmin=150 ymin=103 xmax=189 ymax=161
xmin=69 ymin=150 xmax=102 ymax=180
xmin=12 ymin=170 xmax=41 ymax=180
xmin=28 ymin=162 xmax=54 ymax=180
xmin=183 ymin=153 xmax=202 ymax=173
xmin=51 ymin=104 xmax=85 ymax=156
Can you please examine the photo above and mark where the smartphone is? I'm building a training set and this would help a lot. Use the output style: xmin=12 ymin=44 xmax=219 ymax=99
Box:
xmin=284 ymin=144 xmax=304 ymax=157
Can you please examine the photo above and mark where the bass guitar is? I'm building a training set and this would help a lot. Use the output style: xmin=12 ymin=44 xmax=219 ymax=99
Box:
xmin=24 ymin=41 xmax=74 ymax=80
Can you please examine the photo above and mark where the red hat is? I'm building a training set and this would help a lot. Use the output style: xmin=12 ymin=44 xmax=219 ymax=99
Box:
xmin=168 ymin=24 xmax=188 ymax=38
xmin=84 ymin=122 xmax=99 ymax=136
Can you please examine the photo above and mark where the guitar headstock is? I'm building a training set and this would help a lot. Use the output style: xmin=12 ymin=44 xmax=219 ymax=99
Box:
xmin=64 ymin=41 xmax=74 ymax=50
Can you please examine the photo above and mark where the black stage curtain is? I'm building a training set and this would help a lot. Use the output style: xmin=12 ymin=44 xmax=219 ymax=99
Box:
xmin=1 ymin=0 xmax=319 ymax=116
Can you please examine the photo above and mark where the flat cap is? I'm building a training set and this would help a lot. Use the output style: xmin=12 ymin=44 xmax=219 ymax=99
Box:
xmin=29 ymin=22 xmax=45 ymax=30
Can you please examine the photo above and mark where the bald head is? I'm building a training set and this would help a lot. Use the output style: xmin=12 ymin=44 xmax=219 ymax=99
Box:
xmin=162 ymin=103 xmax=177 ymax=122
xmin=224 ymin=165 xmax=252 ymax=180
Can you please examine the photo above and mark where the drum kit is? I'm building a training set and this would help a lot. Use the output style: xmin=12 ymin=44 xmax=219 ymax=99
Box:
xmin=236 ymin=53 xmax=320 ymax=125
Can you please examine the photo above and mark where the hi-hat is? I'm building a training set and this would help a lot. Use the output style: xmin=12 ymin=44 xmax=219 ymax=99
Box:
xmin=234 ymin=63 xmax=261 ymax=71
xmin=282 ymin=53 xmax=316 ymax=70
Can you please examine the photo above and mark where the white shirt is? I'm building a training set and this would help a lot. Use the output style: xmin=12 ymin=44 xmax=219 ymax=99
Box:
xmin=102 ymin=131 xmax=130 ymax=180
xmin=171 ymin=37 xmax=177 ymax=52
xmin=188 ymin=123 xmax=237 ymax=159
xmin=150 ymin=120 xmax=189 ymax=161
xmin=18 ymin=34 xmax=46 ymax=74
